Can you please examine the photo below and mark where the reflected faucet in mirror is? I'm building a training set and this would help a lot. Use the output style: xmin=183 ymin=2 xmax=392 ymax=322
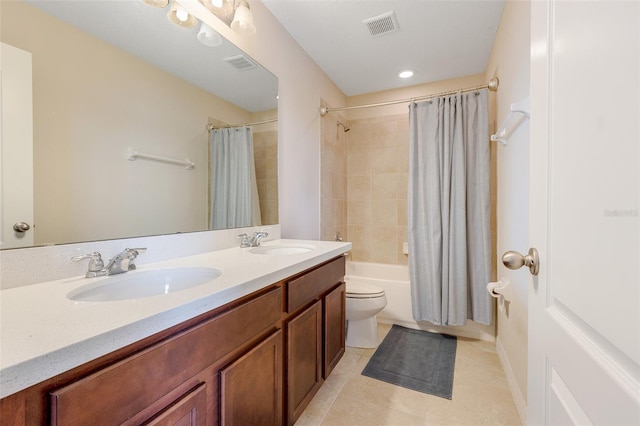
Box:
xmin=238 ymin=231 xmax=268 ymax=248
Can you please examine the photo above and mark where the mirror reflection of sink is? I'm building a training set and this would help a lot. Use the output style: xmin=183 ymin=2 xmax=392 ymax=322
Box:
xmin=249 ymin=244 xmax=316 ymax=255
xmin=67 ymin=267 xmax=221 ymax=302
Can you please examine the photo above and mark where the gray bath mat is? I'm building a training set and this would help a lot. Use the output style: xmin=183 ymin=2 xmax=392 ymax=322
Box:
xmin=361 ymin=325 xmax=457 ymax=399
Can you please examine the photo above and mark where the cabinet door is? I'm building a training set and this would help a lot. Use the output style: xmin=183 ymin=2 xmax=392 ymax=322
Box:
xmin=286 ymin=301 xmax=322 ymax=424
xmin=220 ymin=330 xmax=283 ymax=426
xmin=145 ymin=383 xmax=206 ymax=426
xmin=324 ymin=283 xmax=345 ymax=378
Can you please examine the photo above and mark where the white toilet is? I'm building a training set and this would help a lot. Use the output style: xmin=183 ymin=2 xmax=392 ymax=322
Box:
xmin=345 ymin=280 xmax=387 ymax=348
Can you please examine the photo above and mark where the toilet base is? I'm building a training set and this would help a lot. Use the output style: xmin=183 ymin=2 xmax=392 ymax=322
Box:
xmin=346 ymin=317 xmax=379 ymax=348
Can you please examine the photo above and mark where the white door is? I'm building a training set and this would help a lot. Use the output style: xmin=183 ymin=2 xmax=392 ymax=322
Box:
xmin=0 ymin=43 xmax=34 ymax=249
xmin=527 ymin=1 xmax=639 ymax=424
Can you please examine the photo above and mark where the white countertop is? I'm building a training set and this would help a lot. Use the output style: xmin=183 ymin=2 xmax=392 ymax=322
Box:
xmin=0 ymin=239 xmax=351 ymax=399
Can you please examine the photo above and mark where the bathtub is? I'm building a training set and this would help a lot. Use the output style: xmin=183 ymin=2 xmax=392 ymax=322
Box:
xmin=345 ymin=261 xmax=495 ymax=342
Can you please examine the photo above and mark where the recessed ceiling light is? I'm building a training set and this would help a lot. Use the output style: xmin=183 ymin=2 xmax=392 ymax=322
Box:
xmin=398 ymin=70 xmax=414 ymax=79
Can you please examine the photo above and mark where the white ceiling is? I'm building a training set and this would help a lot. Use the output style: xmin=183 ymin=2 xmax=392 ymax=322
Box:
xmin=262 ymin=0 xmax=505 ymax=96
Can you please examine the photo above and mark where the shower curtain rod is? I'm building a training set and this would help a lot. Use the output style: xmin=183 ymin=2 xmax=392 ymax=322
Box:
xmin=207 ymin=118 xmax=278 ymax=131
xmin=320 ymin=77 xmax=499 ymax=117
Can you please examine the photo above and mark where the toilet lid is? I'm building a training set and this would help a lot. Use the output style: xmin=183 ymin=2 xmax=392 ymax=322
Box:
xmin=346 ymin=281 xmax=385 ymax=298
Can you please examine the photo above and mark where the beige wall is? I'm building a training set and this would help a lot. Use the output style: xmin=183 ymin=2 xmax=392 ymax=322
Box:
xmin=485 ymin=0 xmax=531 ymax=419
xmin=1 ymin=1 xmax=254 ymax=245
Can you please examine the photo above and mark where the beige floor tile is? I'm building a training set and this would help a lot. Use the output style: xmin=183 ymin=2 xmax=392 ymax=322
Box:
xmin=298 ymin=325 xmax=522 ymax=426
xmin=320 ymin=396 xmax=426 ymax=426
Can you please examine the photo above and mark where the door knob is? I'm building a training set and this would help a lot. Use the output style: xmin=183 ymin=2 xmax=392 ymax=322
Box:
xmin=502 ymin=248 xmax=539 ymax=276
xmin=13 ymin=222 xmax=31 ymax=233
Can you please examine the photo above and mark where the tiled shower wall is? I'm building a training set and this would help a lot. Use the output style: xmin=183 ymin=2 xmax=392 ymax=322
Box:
xmin=320 ymin=111 xmax=409 ymax=265
xmin=253 ymin=129 xmax=279 ymax=226
xmin=320 ymin=112 xmax=348 ymax=242
xmin=345 ymin=114 xmax=409 ymax=265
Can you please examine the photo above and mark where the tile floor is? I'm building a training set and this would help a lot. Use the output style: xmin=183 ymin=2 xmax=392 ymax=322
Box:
xmin=296 ymin=324 xmax=522 ymax=426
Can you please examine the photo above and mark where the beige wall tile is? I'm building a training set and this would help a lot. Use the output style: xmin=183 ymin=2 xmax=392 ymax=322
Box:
xmin=369 ymin=120 xmax=399 ymax=148
xmin=347 ymin=200 xmax=371 ymax=225
xmin=370 ymin=147 xmax=399 ymax=174
xmin=334 ymin=172 xmax=346 ymax=200
xmin=397 ymin=199 xmax=407 ymax=226
xmin=371 ymin=199 xmax=397 ymax=225
xmin=371 ymin=174 xmax=398 ymax=200
xmin=347 ymin=175 xmax=371 ymax=200
xmin=347 ymin=149 xmax=370 ymax=176
xmin=265 ymin=155 xmax=277 ymax=179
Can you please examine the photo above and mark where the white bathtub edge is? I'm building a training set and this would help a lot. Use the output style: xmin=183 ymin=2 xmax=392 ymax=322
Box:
xmin=377 ymin=317 xmax=496 ymax=343
xmin=346 ymin=261 xmax=496 ymax=342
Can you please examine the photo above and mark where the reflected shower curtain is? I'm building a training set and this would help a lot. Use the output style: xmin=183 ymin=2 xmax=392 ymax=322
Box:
xmin=209 ymin=127 xmax=261 ymax=230
xmin=408 ymin=89 xmax=492 ymax=326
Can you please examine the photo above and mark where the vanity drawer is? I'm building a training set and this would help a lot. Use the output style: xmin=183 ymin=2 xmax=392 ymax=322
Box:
xmin=50 ymin=286 xmax=282 ymax=425
xmin=287 ymin=256 xmax=345 ymax=313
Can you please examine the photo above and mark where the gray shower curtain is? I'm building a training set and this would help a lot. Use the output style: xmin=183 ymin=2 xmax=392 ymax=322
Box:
xmin=408 ymin=89 xmax=492 ymax=326
xmin=209 ymin=126 xmax=261 ymax=230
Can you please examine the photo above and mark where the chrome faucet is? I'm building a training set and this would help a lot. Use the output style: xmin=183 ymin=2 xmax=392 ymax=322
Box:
xmin=72 ymin=248 xmax=146 ymax=278
xmin=238 ymin=231 xmax=269 ymax=248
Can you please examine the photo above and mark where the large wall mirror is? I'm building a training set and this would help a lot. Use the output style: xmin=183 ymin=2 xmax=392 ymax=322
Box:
xmin=0 ymin=0 xmax=278 ymax=250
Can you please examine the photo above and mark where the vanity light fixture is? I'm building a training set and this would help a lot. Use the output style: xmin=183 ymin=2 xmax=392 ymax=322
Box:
xmin=167 ymin=0 xmax=198 ymax=28
xmin=143 ymin=0 xmax=169 ymax=7
xmin=231 ymin=0 xmax=256 ymax=35
xmin=197 ymin=22 xmax=223 ymax=46
xmin=399 ymin=69 xmax=414 ymax=79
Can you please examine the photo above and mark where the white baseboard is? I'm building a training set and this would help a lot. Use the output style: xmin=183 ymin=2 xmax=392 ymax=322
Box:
xmin=496 ymin=336 xmax=527 ymax=425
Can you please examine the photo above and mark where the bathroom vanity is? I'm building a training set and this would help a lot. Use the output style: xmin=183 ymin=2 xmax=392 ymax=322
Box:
xmin=0 ymin=240 xmax=349 ymax=425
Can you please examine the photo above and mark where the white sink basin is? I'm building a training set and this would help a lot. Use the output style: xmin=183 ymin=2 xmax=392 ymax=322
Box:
xmin=67 ymin=267 xmax=221 ymax=302
xmin=249 ymin=244 xmax=316 ymax=255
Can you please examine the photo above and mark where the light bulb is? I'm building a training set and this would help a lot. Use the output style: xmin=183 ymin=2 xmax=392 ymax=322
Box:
xmin=176 ymin=9 xmax=188 ymax=21
xmin=399 ymin=70 xmax=414 ymax=79
xmin=167 ymin=1 xmax=198 ymax=28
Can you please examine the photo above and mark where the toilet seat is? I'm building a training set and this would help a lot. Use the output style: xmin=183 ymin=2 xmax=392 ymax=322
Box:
xmin=346 ymin=281 xmax=385 ymax=299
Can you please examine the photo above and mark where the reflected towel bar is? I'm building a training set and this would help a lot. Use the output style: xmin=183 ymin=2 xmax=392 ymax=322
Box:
xmin=127 ymin=147 xmax=195 ymax=170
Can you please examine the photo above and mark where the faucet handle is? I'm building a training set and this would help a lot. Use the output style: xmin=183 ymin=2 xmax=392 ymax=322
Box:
xmin=71 ymin=252 xmax=104 ymax=273
xmin=238 ymin=233 xmax=251 ymax=248
xmin=122 ymin=248 xmax=146 ymax=271
xmin=126 ymin=248 xmax=146 ymax=256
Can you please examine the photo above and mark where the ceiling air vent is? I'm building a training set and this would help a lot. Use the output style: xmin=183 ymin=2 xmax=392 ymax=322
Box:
xmin=222 ymin=54 xmax=257 ymax=71
xmin=362 ymin=10 xmax=399 ymax=37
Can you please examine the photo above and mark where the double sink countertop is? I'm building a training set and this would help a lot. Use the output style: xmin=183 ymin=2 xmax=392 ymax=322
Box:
xmin=0 ymin=239 xmax=351 ymax=399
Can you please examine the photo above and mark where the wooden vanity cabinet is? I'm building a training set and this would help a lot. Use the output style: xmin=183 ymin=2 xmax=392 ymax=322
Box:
xmin=0 ymin=255 xmax=346 ymax=426
xmin=285 ymin=256 xmax=346 ymax=425
xmin=49 ymin=286 xmax=283 ymax=425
